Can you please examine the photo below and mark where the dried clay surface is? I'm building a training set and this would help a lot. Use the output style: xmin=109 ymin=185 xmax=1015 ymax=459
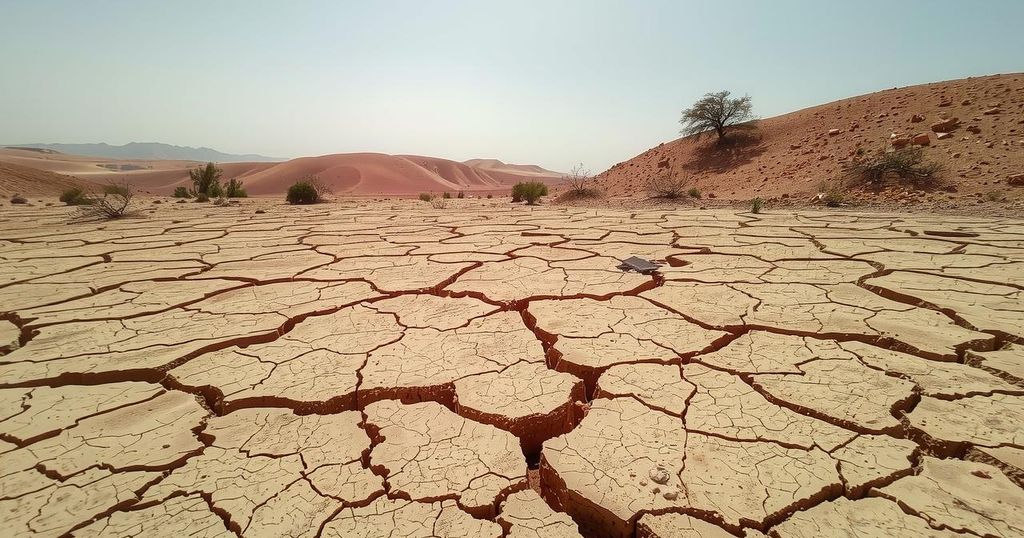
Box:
xmin=1 ymin=199 xmax=1022 ymax=537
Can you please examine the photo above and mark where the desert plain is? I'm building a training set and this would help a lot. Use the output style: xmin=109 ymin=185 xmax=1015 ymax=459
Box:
xmin=1 ymin=197 xmax=1023 ymax=538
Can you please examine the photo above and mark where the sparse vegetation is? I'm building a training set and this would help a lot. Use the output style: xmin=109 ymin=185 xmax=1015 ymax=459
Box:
xmin=73 ymin=181 xmax=138 ymax=220
xmin=442 ymin=191 xmax=452 ymax=199
xmin=844 ymin=146 xmax=942 ymax=187
xmin=10 ymin=194 xmax=28 ymax=204
xmin=647 ymin=174 xmax=689 ymax=199
xmin=687 ymin=187 xmax=701 ymax=199
xmin=418 ymin=193 xmax=433 ymax=202
xmin=750 ymin=197 xmax=764 ymax=214
xmin=457 ymin=191 xmax=465 ymax=199
xmin=172 ymin=186 xmax=191 ymax=198
xmin=59 ymin=187 xmax=91 ymax=206
xmin=680 ymin=91 xmax=756 ymax=143
xmin=194 ymin=193 xmax=210 ymax=203
xmin=430 ymin=197 xmax=448 ymax=209
xmin=224 ymin=178 xmax=247 ymax=198
xmin=558 ymin=163 xmax=601 ymax=201
xmin=189 ymin=162 xmax=223 ymax=198
xmin=512 ymin=181 xmax=548 ymax=205
xmin=286 ymin=180 xmax=320 ymax=205
xmin=824 ymin=188 xmax=845 ymax=207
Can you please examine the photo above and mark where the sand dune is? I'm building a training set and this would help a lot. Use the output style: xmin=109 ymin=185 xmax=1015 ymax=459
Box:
xmin=595 ymin=73 xmax=1024 ymax=203
xmin=0 ymin=161 xmax=96 ymax=197
xmin=0 ymin=149 xmax=563 ymax=196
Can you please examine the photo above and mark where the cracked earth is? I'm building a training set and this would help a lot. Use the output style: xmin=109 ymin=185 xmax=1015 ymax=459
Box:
xmin=2 ymin=199 xmax=1023 ymax=537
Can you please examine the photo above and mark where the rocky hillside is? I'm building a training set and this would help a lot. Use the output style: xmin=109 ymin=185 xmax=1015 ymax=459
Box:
xmin=594 ymin=74 xmax=1024 ymax=206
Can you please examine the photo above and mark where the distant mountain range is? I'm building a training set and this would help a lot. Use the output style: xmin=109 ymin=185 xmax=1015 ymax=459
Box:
xmin=5 ymin=142 xmax=283 ymax=162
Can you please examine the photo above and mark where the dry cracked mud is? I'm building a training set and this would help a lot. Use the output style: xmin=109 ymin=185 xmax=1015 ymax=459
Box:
xmin=1 ymin=200 xmax=1022 ymax=537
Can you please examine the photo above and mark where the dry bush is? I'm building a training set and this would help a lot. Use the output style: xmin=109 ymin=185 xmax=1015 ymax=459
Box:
xmin=844 ymin=146 xmax=942 ymax=187
xmin=73 ymin=181 xmax=138 ymax=220
xmin=647 ymin=174 xmax=689 ymax=199
xmin=558 ymin=163 xmax=601 ymax=202
xmin=750 ymin=197 xmax=764 ymax=214
xmin=430 ymin=196 xmax=448 ymax=209
xmin=418 ymin=193 xmax=433 ymax=202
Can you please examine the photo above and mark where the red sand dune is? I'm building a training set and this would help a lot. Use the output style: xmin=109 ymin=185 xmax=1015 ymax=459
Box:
xmin=0 ymin=149 xmax=563 ymax=196
xmin=594 ymin=73 xmax=1024 ymax=203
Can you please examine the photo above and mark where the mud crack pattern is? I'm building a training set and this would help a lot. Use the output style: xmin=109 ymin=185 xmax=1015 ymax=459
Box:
xmin=1 ymin=201 xmax=1023 ymax=537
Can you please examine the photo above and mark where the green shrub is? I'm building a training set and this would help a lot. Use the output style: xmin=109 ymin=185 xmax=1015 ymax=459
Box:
xmin=172 ymin=186 xmax=191 ymax=198
xmin=687 ymin=187 xmax=701 ymax=199
xmin=845 ymin=146 xmax=942 ymax=186
xmin=418 ymin=193 xmax=433 ymax=202
xmin=224 ymin=178 xmax=247 ymax=198
xmin=59 ymin=187 xmax=91 ymax=205
xmin=286 ymin=181 xmax=320 ymax=205
xmin=750 ymin=197 xmax=763 ymax=214
xmin=824 ymin=188 xmax=845 ymax=207
xmin=188 ymin=162 xmax=223 ymax=198
xmin=512 ymin=181 xmax=548 ymax=205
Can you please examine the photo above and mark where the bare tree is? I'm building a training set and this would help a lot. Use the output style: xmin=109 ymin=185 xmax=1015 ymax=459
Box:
xmin=680 ymin=91 xmax=756 ymax=143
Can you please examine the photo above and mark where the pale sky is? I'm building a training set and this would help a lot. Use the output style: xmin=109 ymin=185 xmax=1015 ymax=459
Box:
xmin=1 ymin=1 xmax=1021 ymax=171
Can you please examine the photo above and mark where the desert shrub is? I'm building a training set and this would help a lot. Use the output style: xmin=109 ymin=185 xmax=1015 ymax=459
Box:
xmin=512 ymin=181 xmax=548 ymax=205
xmin=172 ymin=186 xmax=191 ymax=198
xmin=687 ymin=187 xmax=701 ymax=199
xmin=213 ymin=197 xmax=228 ymax=206
xmin=224 ymin=178 xmax=247 ymax=198
xmin=73 ymin=181 xmax=137 ymax=220
xmin=680 ymin=91 xmax=757 ymax=143
xmin=194 ymin=193 xmax=210 ymax=203
xmin=286 ymin=181 xmax=319 ymax=204
xmin=59 ymin=187 xmax=91 ymax=205
xmin=418 ymin=193 xmax=433 ymax=202
xmin=824 ymin=188 xmax=845 ymax=207
xmin=442 ymin=191 xmax=452 ymax=199
xmin=750 ymin=197 xmax=764 ymax=214
xmin=189 ymin=162 xmax=223 ymax=198
xmin=430 ymin=196 xmax=447 ymax=209
xmin=486 ymin=194 xmax=493 ymax=199
xmin=511 ymin=187 xmax=523 ymax=203
xmin=457 ymin=191 xmax=465 ymax=199
xmin=647 ymin=175 xmax=688 ymax=199
xmin=10 ymin=194 xmax=28 ymax=204
xmin=845 ymin=147 xmax=942 ymax=186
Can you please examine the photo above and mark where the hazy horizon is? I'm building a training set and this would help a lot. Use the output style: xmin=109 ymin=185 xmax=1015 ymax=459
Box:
xmin=2 ymin=1 xmax=1022 ymax=172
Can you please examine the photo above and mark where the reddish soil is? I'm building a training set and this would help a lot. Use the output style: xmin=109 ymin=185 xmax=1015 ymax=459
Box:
xmin=593 ymin=73 xmax=1024 ymax=209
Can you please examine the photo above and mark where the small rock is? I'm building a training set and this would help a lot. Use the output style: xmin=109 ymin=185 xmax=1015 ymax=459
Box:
xmin=1008 ymin=174 xmax=1024 ymax=187
xmin=912 ymin=133 xmax=931 ymax=146
xmin=828 ymin=128 xmax=841 ymax=136
xmin=930 ymin=117 xmax=960 ymax=133
xmin=790 ymin=143 xmax=802 ymax=150
xmin=961 ymin=99 xmax=972 ymax=105
xmin=651 ymin=486 xmax=661 ymax=494
xmin=648 ymin=466 xmax=670 ymax=485
xmin=967 ymin=125 xmax=982 ymax=134
xmin=910 ymin=114 xmax=925 ymax=123
xmin=936 ymin=132 xmax=952 ymax=140
xmin=663 ymin=491 xmax=678 ymax=501
xmin=891 ymin=137 xmax=912 ymax=149
xmin=952 ymin=152 xmax=962 ymax=158
xmin=255 ymin=209 xmax=266 ymax=214
xmin=983 ymin=108 xmax=1001 ymax=115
